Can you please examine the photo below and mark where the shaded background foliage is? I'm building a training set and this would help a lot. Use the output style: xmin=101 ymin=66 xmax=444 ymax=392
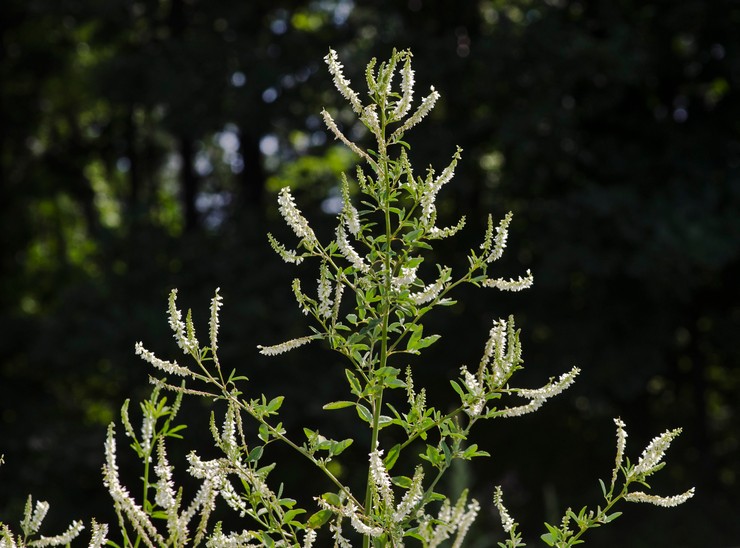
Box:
xmin=1 ymin=0 xmax=738 ymax=545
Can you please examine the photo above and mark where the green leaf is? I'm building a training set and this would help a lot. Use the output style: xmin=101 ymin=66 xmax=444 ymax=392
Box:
xmin=345 ymin=370 xmax=362 ymax=396
xmin=384 ymin=444 xmax=401 ymax=471
xmin=391 ymin=475 xmax=412 ymax=488
xmin=450 ymin=380 xmax=464 ymax=397
xmin=329 ymin=438 xmax=353 ymax=456
xmin=323 ymin=401 xmax=355 ymax=410
xmin=258 ymin=424 xmax=270 ymax=442
xmin=603 ymin=511 xmax=622 ymax=523
xmin=247 ymin=446 xmax=264 ymax=462
xmin=541 ymin=533 xmax=557 ymax=546
xmin=416 ymin=334 xmax=440 ymax=350
xmin=266 ymin=396 xmax=284 ymax=413
xmin=406 ymin=324 xmax=423 ymax=351
xmin=321 ymin=492 xmax=342 ymax=507
xmin=307 ymin=509 xmax=333 ymax=529
xmin=283 ymin=508 xmax=306 ymax=525
xmin=356 ymin=404 xmax=373 ymax=424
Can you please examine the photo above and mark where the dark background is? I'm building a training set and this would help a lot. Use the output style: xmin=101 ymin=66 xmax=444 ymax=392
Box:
xmin=1 ymin=0 xmax=738 ymax=546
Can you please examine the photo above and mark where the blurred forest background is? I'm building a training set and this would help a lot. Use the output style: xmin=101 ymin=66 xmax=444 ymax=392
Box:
xmin=1 ymin=0 xmax=739 ymax=546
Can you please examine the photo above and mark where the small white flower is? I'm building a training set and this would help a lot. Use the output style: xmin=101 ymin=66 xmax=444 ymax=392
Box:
xmin=322 ymin=109 xmax=374 ymax=165
xmin=317 ymin=263 xmax=334 ymax=319
xmin=336 ymin=224 xmax=369 ymax=273
xmin=493 ymin=486 xmax=515 ymax=533
xmin=410 ymin=268 xmax=450 ymax=305
xmin=517 ymin=367 xmax=580 ymax=400
xmin=391 ymin=53 xmax=415 ymax=120
xmin=324 ymin=49 xmax=363 ymax=115
xmin=302 ymin=529 xmax=317 ymax=548
xmin=391 ymin=86 xmax=440 ymax=140
xmin=277 ymin=187 xmax=317 ymax=248
xmin=624 ymin=488 xmax=695 ymax=507
xmin=632 ymin=427 xmax=683 ymax=478
xmin=369 ymin=447 xmax=394 ymax=508
xmin=31 ymin=521 xmax=85 ymax=547
xmin=135 ymin=342 xmax=192 ymax=377
xmin=257 ymin=335 xmax=316 ymax=356
xmin=460 ymin=365 xmax=485 ymax=417
xmin=392 ymin=266 xmax=418 ymax=291
xmin=392 ymin=466 xmax=424 ymax=522
xmin=88 ymin=520 xmax=109 ymax=548
xmin=613 ymin=417 xmax=628 ymax=486
xmin=498 ymin=398 xmax=545 ymax=418
xmin=267 ymin=233 xmax=304 ymax=264
xmin=209 ymin=288 xmax=223 ymax=357
xmin=485 ymin=212 xmax=513 ymax=263
xmin=168 ymin=289 xmax=195 ymax=354
xmin=482 ymin=270 xmax=534 ymax=292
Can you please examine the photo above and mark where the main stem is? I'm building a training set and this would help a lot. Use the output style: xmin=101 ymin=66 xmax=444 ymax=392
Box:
xmin=363 ymin=120 xmax=393 ymax=548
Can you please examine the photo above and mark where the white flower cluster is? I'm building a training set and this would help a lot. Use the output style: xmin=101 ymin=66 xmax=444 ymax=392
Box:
xmin=493 ymin=486 xmax=516 ymax=533
xmin=324 ymin=49 xmax=363 ymax=115
xmin=277 ymin=187 xmax=317 ymax=248
xmin=257 ymin=335 xmax=316 ymax=356
xmin=479 ymin=317 xmax=516 ymax=388
xmin=483 ymin=269 xmax=534 ymax=292
xmin=168 ymin=288 xmax=198 ymax=355
xmin=392 ymin=265 xmax=419 ymax=292
xmin=499 ymin=367 xmax=580 ymax=418
xmin=340 ymin=173 xmax=361 ymax=236
xmin=0 ymin=492 xmax=92 ymax=548
xmin=409 ymin=267 xmax=451 ymax=305
xmin=481 ymin=212 xmax=513 ymax=263
xmin=460 ymin=365 xmax=485 ymax=417
xmin=135 ymin=342 xmax=192 ymax=377
xmin=336 ymin=224 xmax=369 ymax=273
xmin=624 ymin=489 xmax=695 ymax=507
xmin=420 ymin=147 xmax=461 ymax=228
xmin=267 ymin=233 xmax=304 ymax=265
xmin=209 ymin=287 xmax=223 ymax=359
xmin=631 ymin=427 xmax=683 ymax=478
xmin=416 ymin=490 xmax=480 ymax=548
xmin=391 ymin=52 xmax=415 ymax=120
xmin=317 ymin=263 xmax=334 ymax=318
xmin=103 ymin=424 xmax=167 ymax=547
xmin=612 ymin=417 xmax=628 ymax=486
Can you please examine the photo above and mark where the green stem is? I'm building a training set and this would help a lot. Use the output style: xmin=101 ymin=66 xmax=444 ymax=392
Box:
xmin=363 ymin=114 xmax=393 ymax=548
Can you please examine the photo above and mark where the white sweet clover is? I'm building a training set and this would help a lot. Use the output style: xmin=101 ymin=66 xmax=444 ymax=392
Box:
xmin=135 ymin=342 xmax=192 ymax=377
xmin=624 ymin=489 xmax=695 ymax=507
xmin=493 ymin=486 xmax=516 ymax=534
xmin=168 ymin=289 xmax=197 ymax=354
xmin=209 ymin=288 xmax=223 ymax=357
xmin=321 ymin=109 xmax=375 ymax=165
xmin=324 ymin=49 xmax=363 ymax=115
xmin=391 ymin=86 xmax=440 ymax=141
xmin=409 ymin=267 xmax=451 ymax=305
xmin=631 ymin=427 xmax=683 ymax=478
xmin=257 ymin=335 xmax=316 ymax=356
xmin=267 ymin=232 xmax=304 ymax=265
xmin=391 ymin=51 xmax=414 ymax=121
xmin=340 ymin=173 xmax=360 ymax=236
xmin=277 ymin=187 xmax=318 ymax=249
xmin=482 ymin=269 xmax=534 ymax=292
xmin=368 ymin=447 xmax=394 ymax=508
xmin=336 ymin=224 xmax=369 ymax=273
xmin=317 ymin=262 xmax=334 ymax=319
xmin=460 ymin=365 xmax=485 ymax=417
xmin=613 ymin=418 xmax=628 ymax=486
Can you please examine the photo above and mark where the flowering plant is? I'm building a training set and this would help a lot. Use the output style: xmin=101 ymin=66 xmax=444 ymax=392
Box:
xmin=0 ymin=48 xmax=693 ymax=548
